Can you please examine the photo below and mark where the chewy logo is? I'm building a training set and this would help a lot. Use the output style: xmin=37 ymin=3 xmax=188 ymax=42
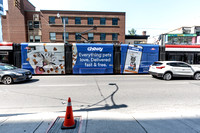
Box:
xmin=87 ymin=47 xmax=103 ymax=52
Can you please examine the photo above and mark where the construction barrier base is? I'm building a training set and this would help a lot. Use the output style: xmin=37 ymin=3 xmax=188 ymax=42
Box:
xmin=61 ymin=120 xmax=77 ymax=129
xmin=47 ymin=116 xmax=81 ymax=133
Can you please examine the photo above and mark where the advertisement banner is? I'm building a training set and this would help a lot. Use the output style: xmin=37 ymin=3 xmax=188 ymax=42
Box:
xmin=122 ymin=44 xmax=143 ymax=73
xmin=72 ymin=43 xmax=113 ymax=74
xmin=21 ymin=43 xmax=65 ymax=74
xmin=136 ymin=44 xmax=159 ymax=73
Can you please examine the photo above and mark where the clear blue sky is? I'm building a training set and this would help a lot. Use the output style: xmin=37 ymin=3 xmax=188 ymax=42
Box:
xmin=3 ymin=0 xmax=200 ymax=37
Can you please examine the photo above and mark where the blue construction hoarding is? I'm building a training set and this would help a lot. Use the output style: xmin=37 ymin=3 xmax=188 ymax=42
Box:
xmin=72 ymin=43 xmax=114 ymax=74
xmin=136 ymin=44 xmax=159 ymax=73
xmin=19 ymin=43 xmax=159 ymax=75
xmin=121 ymin=44 xmax=159 ymax=74
xmin=21 ymin=43 xmax=65 ymax=74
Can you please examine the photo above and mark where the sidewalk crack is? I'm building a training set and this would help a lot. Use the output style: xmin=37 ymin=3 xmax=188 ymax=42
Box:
xmin=85 ymin=111 xmax=89 ymax=133
xmin=132 ymin=116 xmax=148 ymax=133
xmin=177 ymin=118 xmax=199 ymax=133
xmin=0 ymin=117 xmax=9 ymax=126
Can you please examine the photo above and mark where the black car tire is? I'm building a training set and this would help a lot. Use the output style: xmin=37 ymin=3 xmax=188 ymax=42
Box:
xmin=2 ymin=76 xmax=13 ymax=85
xmin=152 ymin=75 xmax=157 ymax=78
xmin=163 ymin=72 xmax=172 ymax=80
xmin=194 ymin=73 xmax=200 ymax=80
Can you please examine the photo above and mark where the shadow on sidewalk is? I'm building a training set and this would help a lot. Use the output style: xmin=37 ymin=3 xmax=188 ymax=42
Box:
xmin=74 ymin=104 xmax=128 ymax=112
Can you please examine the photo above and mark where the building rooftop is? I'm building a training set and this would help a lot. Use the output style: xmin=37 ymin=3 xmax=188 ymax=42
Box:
xmin=40 ymin=10 xmax=126 ymax=14
xmin=125 ymin=35 xmax=149 ymax=39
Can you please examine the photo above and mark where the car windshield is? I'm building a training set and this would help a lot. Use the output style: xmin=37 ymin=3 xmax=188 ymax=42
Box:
xmin=152 ymin=62 xmax=163 ymax=66
xmin=0 ymin=64 xmax=18 ymax=71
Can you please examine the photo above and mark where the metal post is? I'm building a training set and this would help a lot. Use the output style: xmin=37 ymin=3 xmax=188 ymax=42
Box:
xmin=63 ymin=18 xmax=66 ymax=43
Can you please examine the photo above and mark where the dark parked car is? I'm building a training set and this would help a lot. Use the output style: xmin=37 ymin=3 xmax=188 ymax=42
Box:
xmin=0 ymin=63 xmax=32 ymax=85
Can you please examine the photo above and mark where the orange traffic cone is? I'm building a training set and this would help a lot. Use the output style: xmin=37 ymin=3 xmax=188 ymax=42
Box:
xmin=61 ymin=97 xmax=76 ymax=129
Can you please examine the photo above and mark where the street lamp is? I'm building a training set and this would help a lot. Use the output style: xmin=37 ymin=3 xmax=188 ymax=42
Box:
xmin=77 ymin=26 xmax=97 ymax=43
xmin=57 ymin=13 xmax=67 ymax=43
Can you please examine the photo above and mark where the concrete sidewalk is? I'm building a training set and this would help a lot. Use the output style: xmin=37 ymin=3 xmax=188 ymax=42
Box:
xmin=1 ymin=111 xmax=200 ymax=133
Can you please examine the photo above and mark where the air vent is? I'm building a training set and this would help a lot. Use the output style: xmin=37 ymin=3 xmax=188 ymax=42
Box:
xmin=33 ymin=14 xmax=39 ymax=21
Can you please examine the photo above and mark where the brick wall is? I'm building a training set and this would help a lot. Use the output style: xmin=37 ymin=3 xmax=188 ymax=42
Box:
xmin=23 ymin=0 xmax=35 ymax=11
xmin=2 ymin=1 xmax=125 ymax=44
xmin=2 ymin=0 xmax=35 ymax=43
xmin=39 ymin=10 xmax=125 ymax=44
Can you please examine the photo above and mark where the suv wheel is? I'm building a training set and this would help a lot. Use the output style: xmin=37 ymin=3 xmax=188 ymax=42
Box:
xmin=2 ymin=76 xmax=13 ymax=85
xmin=163 ymin=73 xmax=172 ymax=80
xmin=152 ymin=75 xmax=157 ymax=78
xmin=194 ymin=73 xmax=200 ymax=80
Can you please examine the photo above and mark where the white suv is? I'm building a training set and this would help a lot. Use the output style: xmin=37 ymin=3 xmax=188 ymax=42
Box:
xmin=149 ymin=61 xmax=200 ymax=80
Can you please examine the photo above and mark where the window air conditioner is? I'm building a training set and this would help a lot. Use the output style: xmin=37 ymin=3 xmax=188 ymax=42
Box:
xmin=33 ymin=14 xmax=39 ymax=21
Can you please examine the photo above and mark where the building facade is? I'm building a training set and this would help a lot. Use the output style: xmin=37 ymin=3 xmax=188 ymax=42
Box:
xmin=125 ymin=31 xmax=149 ymax=44
xmin=159 ymin=26 xmax=200 ymax=64
xmin=0 ymin=0 xmax=3 ymax=42
xmin=2 ymin=0 xmax=125 ymax=44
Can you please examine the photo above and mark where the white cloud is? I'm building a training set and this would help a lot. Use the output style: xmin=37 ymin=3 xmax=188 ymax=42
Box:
xmin=3 ymin=0 xmax=8 ymax=14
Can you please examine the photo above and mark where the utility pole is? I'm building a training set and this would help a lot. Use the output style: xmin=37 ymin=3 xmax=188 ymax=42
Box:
xmin=57 ymin=13 xmax=67 ymax=43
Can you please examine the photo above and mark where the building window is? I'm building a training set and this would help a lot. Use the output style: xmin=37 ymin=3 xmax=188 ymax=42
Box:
xmin=75 ymin=17 xmax=81 ymax=24
xmin=112 ymin=18 xmax=118 ymax=25
xmin=100 ymin=18 xmax=106 ymax=25
xmin=28 ymin=21 xmax=33 ymax=30
xmin=88 ymin=33 xmax=94 ymax=40
xmin=134 ymin=41 xmax=142 ymax=44
xmin=29 ymin=36 xmax=33 ymax=42
xmin=100 ymin=33 xmax=106 ymax=40
xmin=196 ymin=31 xmax=200 ymax=36
xmin=34 ymin=21 xmax=40 ymax=28
xmin=0 ymin=7 xmax=3 ymax=12
xmin=35 ymin=36 xmax=41 ymax=42
xmin=50 ymin=32 xmax=56 ymax=40
xmin=88 ymin=17 xmax=93 ymax=25
xmin=75 ymin=33 xmax=81 ymax=40
xmin=62 ymin=17 xmax=68 ymax=24
xmin=49 ymin=16 xmax=55 ymax=24
xmin=167 ymin=36 xmax=193 ymax=45
xmin=112 ymin=33 xmax=118 ymax=40
xmin=63 ymin=33 xmax=69 ymax=40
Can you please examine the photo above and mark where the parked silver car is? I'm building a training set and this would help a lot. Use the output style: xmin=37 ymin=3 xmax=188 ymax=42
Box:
xmin=0 ymin=63 xmax=32 ymax=85
xmin=149 ymin=61 xmax=200 ymax=80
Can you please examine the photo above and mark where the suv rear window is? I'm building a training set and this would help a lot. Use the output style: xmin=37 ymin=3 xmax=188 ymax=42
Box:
xmin=167 ymin=63 xmax=177 ymax=66
xmin=152 ymin=62 xmax=163 ymax=66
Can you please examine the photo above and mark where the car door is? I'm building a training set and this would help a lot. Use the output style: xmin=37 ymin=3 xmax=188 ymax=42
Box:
xmin=171 ymin=63 xmax=182 ymax=75
xmin=175 ymin=63 xmax=193 ymax=76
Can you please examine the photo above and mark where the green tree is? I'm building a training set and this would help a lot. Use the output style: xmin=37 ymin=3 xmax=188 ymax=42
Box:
xmin=128 ymin=28 xmax=136 ymax=35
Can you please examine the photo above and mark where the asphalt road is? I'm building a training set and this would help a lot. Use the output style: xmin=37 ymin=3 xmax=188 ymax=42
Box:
xmin=1 ymin=75 xmax=200 ymax=133
xmin=1 ymin=75 xmax=200 ymax=114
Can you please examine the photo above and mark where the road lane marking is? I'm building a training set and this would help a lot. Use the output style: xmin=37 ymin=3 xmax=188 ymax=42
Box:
xmin=38 ymin=84 xmax=87 ymax=87
xmin=33 ymin=75 xmax=151 ymax=78
xmin=164 ymin=82 xmax=190 ymax=85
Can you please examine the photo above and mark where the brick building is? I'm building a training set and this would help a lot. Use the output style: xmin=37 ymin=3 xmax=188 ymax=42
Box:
xmin=2 ymin=0 xmax=125 ymax=44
